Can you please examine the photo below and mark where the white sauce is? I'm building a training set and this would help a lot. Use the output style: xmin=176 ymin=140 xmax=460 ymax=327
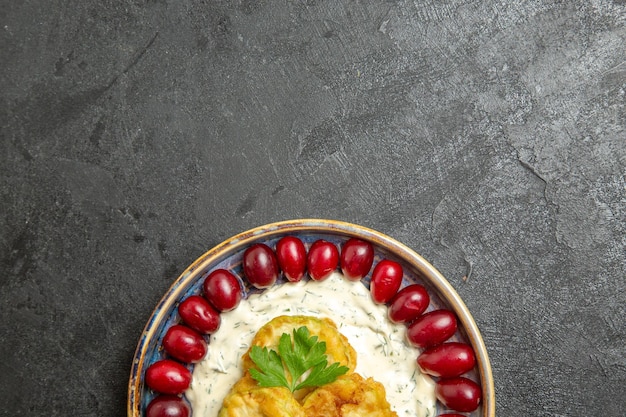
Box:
xmin=186 ymin=273 xmax=436 ymax=417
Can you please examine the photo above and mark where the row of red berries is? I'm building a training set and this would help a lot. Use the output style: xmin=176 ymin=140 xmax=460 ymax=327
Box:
xmin=143 ymin=236 xmax=482 ymax=417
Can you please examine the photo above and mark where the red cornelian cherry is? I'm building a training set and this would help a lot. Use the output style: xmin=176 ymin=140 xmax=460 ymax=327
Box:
xmin=146 ymin=395 xmax=190 ymax=417
xmin=162 ymin=325 xmax=207 ymax=363
xmin=406 ymin=309 xmax=457 ymax=348
xmin=275 ymin=236 xmax=307 ymax=282
xmin=145 ymin=360 xmax=192 ymax=395
xmin=388 ymin=284 xmax=430 ymax=323
xmin=178 ymin=295 xmax=220 ymax=334
xmin=417 ymin=342 xmax=476 ymax=378
xmin=243 ymin=243 xmax=280 ymax=289
xmin=435 ymin=377 xmax=482 ymax=412
xmin=307 ymin=239 xmax=339 ymax=281
xmin=340 ymin=238 xmax=374 ymax=281
xmin=370 ymin=259 xmax=403 ymax=304
xmin=203 ymin=269 xmax=242 ymax=312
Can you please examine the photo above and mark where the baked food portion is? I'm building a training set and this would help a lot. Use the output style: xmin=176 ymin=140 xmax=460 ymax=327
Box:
xmin=303 ymin=373 xmax=397 ymax=417
xmin=219 ymin=315 xmax=397 ymax=417
xmin=219 ymin=382 xmax=305 ymax=417
xmin=241 ymin=315 xmax=357 ymax=375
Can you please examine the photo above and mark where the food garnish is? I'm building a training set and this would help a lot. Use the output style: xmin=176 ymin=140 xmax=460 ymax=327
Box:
xmin=248 ymin=326 xmax=349 ymax=392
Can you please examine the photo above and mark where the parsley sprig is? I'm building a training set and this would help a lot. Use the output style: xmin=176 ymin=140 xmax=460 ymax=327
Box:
xmin=248 ymin=326 xmax=349 ymax=392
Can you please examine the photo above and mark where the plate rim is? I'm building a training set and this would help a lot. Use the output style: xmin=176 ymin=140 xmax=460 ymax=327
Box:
xmin=127 ymin=218 xmax=495 ymax=417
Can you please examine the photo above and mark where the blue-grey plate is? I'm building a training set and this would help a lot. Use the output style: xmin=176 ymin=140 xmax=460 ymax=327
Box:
xmin=128 ymin=219 xmax=494 ymax=417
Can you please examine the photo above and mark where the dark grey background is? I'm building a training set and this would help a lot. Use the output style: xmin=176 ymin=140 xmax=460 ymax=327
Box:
xmin=1 ymin=1 xmax=625 ymax=416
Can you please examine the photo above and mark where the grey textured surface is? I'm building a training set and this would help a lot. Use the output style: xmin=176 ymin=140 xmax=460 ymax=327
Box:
xmin=1 ymin=1 xmax=625 ymax=416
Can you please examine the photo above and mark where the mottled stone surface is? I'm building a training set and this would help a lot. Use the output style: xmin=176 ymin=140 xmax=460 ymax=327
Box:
xmin=1 ymin=1 xmax=624 ymax=416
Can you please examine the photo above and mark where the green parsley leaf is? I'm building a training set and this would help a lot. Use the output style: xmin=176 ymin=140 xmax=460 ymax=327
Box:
xmin=249 ymin=326 xmax=349 ymax=392
xmin=249 ymin=346 xmax=290 ymax=388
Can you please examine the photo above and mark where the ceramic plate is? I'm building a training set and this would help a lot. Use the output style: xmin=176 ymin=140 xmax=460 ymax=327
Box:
xmin=128 ymin=219 xmax=495 ymax=417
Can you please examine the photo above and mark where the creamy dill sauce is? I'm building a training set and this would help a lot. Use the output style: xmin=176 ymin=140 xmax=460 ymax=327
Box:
xmin=185 ymin=272 xmax=436 ymax=417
